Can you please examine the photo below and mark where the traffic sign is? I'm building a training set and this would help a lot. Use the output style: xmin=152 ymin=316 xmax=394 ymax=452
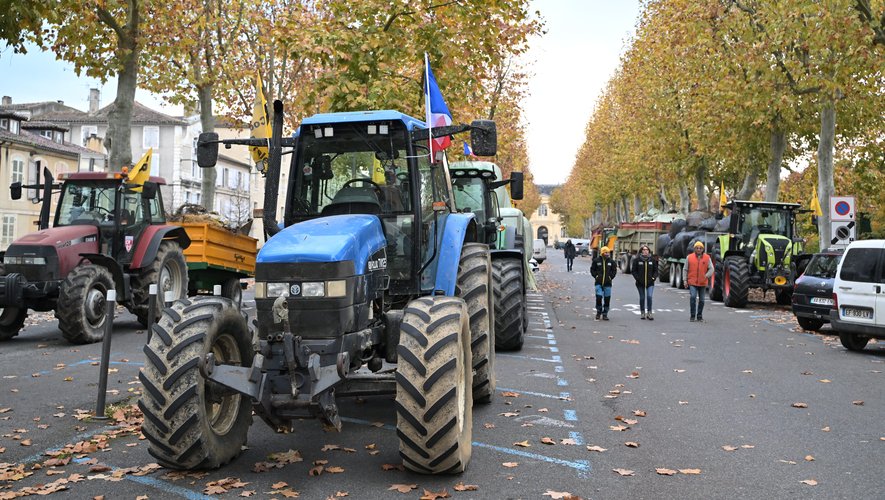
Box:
xmin=829 ymin=196 xmax=855 ymax=221
xmin=830 ymin=220 xmax=856 ymax=246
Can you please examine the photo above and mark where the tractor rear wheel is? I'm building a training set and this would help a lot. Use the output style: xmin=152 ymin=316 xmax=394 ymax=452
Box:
xmin=456 ymin=243 xmax=495 ymax=404
xmin=493 ymin=257 xmax=525 ymax=351
xmin=658 ymin=260 xmax=670 ymax=283
xmin=396 ymin=296 xmax=473 ymax=474
xmin=710 ymin=258 xmax=724 ymax=302
xmin=131 ymin=242 xmax=188 ymax=327
xmin=221 ymin=278 xmax=243 ymax=305
xmin=0 ymin=307 xmax=27 ymax=341
xmin=57 ymin=265 xmax=114 ymax=344
xmin=723 ymin=256 xmax=749 ymax=308
xmin=139 ymin=296 xmax=253 ymax=470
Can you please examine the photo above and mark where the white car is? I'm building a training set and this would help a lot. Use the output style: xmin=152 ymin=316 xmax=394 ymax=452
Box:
xmin=830 ymin=239 xmax=885 ymax=351
xmin=533 ymin=239 xmax=547 ymax=264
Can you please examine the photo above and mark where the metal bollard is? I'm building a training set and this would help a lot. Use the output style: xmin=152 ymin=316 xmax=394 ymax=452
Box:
xmin=146 ymin=284 xmax=158 ymax=341
xmin=94 ymin=289 xmax=117 ymax=419
xmin=213 ymin=284 xmax=222 ymax=296
xmin=164 ymin=290 xmax=175 ymax=308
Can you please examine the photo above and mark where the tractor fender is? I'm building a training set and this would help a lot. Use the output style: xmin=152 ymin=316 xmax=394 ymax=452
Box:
xmin=77 ymin=253 xmax=130 ymax=301
xmin=433 ymin=213 xmax=476 ymax=296
xmin=130 ymin=226 xmax=191 ymax=270
xmin=490 ymin=248 xmax=523 ymax=261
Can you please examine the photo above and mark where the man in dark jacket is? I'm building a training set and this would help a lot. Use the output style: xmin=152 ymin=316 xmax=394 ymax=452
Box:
xmin=591 ymin=246 xmax=617 ymax=320
xmin=564 ymin=239 xmax=576 ymax=272
xmin=631 ymin=245 xmax=658 ymax=320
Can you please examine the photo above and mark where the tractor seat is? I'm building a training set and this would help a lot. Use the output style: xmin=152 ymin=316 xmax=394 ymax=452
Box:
xmin=321 ymin=186 xmax=382 ymax=216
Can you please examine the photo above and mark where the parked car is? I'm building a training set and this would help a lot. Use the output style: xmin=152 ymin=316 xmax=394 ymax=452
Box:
xmin=529 ymin=258 xmax=540 ymax=273
xmin=791 ymin=250 xmax=842 ymax=331
xmin=533 ymin=239 xmax=547 ymax=264
xmin=830 ymin=239 xmax=885 ymax=351
xmin=572 ymin=238 xmax=591 ymax=257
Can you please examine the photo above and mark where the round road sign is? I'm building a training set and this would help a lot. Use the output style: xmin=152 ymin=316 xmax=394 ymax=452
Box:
xmin=834 ymin=201 xmax=851 ymax=216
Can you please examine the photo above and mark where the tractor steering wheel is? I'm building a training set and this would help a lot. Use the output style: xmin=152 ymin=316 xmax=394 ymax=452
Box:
xmin=342 ymin=178 xmax=381 ymax=190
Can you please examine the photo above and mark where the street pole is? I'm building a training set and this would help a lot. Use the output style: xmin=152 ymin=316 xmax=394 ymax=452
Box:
xmin=94 ymin=289 xmax=117 ymax=420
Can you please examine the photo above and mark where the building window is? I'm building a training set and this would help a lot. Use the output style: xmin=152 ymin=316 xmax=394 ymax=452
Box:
xmin=539 ymin=204 xmax=548 ymax=217
xmin=40 ymin=130 xmax=53 ymax=139
xmin=10 ymin=158 xmax=24 ymax=185
xmin=81 ymin=125 xmax=98 ymax=145
xmin=0 ymin=118 xmax=7 ymax=131
xmin=143 ymin=126 xmax=160 ymax=149
xmin=1 ymin=215 xmax=15 ymax=248
xmin=54 ymin=131 xmax=64 ymax=143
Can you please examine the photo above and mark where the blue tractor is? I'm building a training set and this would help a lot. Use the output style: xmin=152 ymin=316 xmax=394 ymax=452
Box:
xmin=138 ymin=100 xmax=498 ymax=474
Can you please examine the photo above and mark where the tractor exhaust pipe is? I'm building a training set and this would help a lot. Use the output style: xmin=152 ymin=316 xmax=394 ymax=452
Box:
xmin=263 ymin=100 xmax=284 ymax=238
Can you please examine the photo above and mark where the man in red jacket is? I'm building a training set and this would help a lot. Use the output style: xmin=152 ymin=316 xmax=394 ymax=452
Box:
xmin=683 ymin=241 xmax=713 ymax=322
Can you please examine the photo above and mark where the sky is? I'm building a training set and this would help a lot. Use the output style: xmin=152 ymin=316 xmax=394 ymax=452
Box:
xmin=0 ymin=0 xmax=641 ymax=186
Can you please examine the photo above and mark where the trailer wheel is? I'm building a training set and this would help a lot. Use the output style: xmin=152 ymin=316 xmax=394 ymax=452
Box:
xmin=221 ymin=278 xmax=243 ymax=304
xmin=0 ymin=307 xmax=27 ymax=341
xmin=658 ymin=260 xmax=670 ymax=283
xmin=674 ymin=264 xmax=684 ymax=289
xmin=396 ymin=296 xmax=473 ymax=474
xmin=723 ymin=256 xmax=749 ymax=308
xmin=139 ymin=296 xmax=253 ymax=470
xmin=493 ymin=258 xmax=525 ymax=352
xmin=456 ymin=243 xmax=495 ymax=404
xmin=131 ymin=242 xmax=189 ymax=327
xmin=57 ymin=265 xmax=114 ymax=344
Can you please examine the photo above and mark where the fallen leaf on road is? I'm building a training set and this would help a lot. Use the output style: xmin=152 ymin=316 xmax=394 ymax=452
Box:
xmin=623 ymin=419 xmax=638 ymax=425
xmin=542 ymin=491 xmax=576 ymax=499
xmin=326 ymin=466 xmax=345 ymax=473
xmin=656 ymin=468 xmax=678 ymax=475
xmin=514 ymin=440 xmax=531 ymax=448
xmin=309 ymin=466 xmax=324 ymax=476
xmin=852 ymin=400 xmax=864 ymax=406
xmin=501 ymin=391 xmax=520 ymax=397
xmin=722 ymin=445 xmax=738 ymax=452
xmin=800 ymin=479 xmax=818 ymax=486
xmin=586 ymin=445 xmax=607 ymax=452
xmin=538 ymin=408 xmax=549 ymax=413
xmin=612 ymin=468 xmax=634 ymax=476
xmin=801 ymin=370 xmax=814 ymax=375
xmin=540 ymin=437 xmax=556 ymax=445
xmin=818 ymin=379 xmax=831 ymax=383
xmin=678 ymin=401 xmax=689 ymax=405
xmin=484 ymin=423 xmax=495 ymax=429
xmin=679 ymin=468 xmax=701 ymax=475
xmin=625 ymin=442 xmax=639 ymax=448
xmin=502 ymin=462 xmax=519 ymax=468
xmin=388 ymin=484 xmax=417 ymax=493
xmin=792 ymin=402 xmax=808 ymax=408
xmin=805 ymin=455 xmax=815 ymax=461
xmin=610 ymin=425 xmax=629 ymax=431
xmin=741 ymin=444 xmax=755 ymax=449
xmin=239 ymin=492 xmax=255 ymax=497
xmin=499 ymin=412 xmax=519 ymax=417
xmin=382 ymin=463 xmax=404 ymax=471
xmin=779 ymin=459 xmax=798 ymax=465
xmin=742 ymin=370 xmax=753 ymax=374
xmin=674 ymin=369 xmax=686 ymax=373
xmin=560 ymin=438 xmax=577 ymax=445
xmin=19 ymin=439 xmax=31 ymax=446
xmin=453 ymin=483 xmax=478 ymax=492
xmin=632 ymin=410 xmax=646 ymax=417
xmin=419 ymin=489 xmax=450 ymax=500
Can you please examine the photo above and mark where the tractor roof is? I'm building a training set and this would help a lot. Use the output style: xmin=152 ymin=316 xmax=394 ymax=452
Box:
xmin=449 ymin=161 xmax=502 ymax=180
xmin=298 ymin=110 xmax=425 ymax=133
xmin=59 ymin=171 xmax=167 ymax=185
xmin=724 ymin=200 xmax=802 ymax=210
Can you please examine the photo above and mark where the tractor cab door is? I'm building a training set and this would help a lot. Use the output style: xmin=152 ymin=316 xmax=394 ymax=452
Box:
xmin=116 ymin=185 xmax=164 ymax=266
xmin=415 ymin=144 xmax=454 ymax=292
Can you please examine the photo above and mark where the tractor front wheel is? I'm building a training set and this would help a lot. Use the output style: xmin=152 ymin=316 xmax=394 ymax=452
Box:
xmin=493 ymin=258 xmax=526 ymax=352
xmin=138 ymin=296 xmax=253 ymax=470
xmin=0 ymin=307 xmax=27 ymax=341
xmin=456 ymin=243 xmax=495 ymax=404
xmin=710 ymin=258 xmax=724 ymax=302
xmin=723 ymin=257 xmax=749 ymax=308
xmin=131 ymin=242 xmax=188 ymax=327
xmin=396 ymin=296 xmax=473 ymax=474
xmin=57 ymin=265 xmax=115 ymax=344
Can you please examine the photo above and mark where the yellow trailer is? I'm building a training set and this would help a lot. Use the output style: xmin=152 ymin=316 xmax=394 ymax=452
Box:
xmin=180 ymin=223 xmax=257 ymax=302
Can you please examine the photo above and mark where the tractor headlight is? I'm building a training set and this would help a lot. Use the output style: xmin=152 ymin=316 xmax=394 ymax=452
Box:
xmin=301 ymin=282 xmax=325 ymax=297
xmin=3 ymin=256 xmax=20 ymax=264
xmin=2 ymin=256 xmax=45 ymax=265
xmin=256 ymin=282 xmax=290 ymax=299
xmin=326 ymin=280 xmax=346 ymax=298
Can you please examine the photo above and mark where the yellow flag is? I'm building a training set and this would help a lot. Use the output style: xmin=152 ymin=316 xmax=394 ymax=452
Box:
xmin=810 ymin=184 xmax=823 ymax=217
xmin=719 ymin=180 xmax=728 ymax=214
xmin=127 ymin=148 xmax=152 ymax=192
xmin=250 ymin=73 xmax=271 ymax=172
xmin=371 ymin=156 xmax=386 ymax=184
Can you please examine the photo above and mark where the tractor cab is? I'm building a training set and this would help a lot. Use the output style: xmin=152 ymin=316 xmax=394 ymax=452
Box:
xmin=449 ymin=161 xmax=524 ymax=248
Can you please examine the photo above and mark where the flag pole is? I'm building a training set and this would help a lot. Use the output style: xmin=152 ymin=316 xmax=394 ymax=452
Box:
xmin=424 ymin=52 xmax=433 ymax=161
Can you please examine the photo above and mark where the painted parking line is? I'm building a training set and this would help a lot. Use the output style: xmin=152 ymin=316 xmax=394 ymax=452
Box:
xmin=497 ymin=388 xmax=572 ymax=400
xmin=71 ymin=458 xmax=212 ymax=500
xmin=497 ymin=354 xmax=561 ymax=363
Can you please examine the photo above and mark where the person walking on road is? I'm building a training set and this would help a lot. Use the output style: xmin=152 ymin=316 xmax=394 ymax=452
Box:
xmin=683 ymin=241 xmax=713 ymax=322
xmin=631 ymin=245 xmax=658 ymax=320
xmin=591 ymin=246 xmax=617 ymax=320
xmin=564 ymin=239 xmax=576 ymax=272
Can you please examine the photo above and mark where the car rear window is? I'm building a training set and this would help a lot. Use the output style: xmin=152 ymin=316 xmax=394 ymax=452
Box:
xmin=839 ymin=248 xmax=883 ymax=283
xmin=804 ymin=254 xmax=840 ymax=279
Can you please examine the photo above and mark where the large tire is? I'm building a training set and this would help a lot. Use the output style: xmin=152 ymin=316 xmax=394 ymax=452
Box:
xmin=139 ymin=296 xmax=253 ymax=470
xmin=723 ymin=257 xmax=749 ymax=308
xmin=839 ymin=332 xmax=869 ymax=352
xmin=658 ymin=260 xmax=670 ymax=283
xmin=221 ymin=278 xmax=242 ymax=305
xmin=797 ymin=317 xmax=824 ymax=332
xmin=493 ymin=258 xmax=525 ymax=351
xmin=710 ymin=258 xmax=724 ymax=302
xmin=456 ymin=243 xmax=495 ymax=405
xmin=131 ymin=242 xmax=189 ymax=327
xmin=396 ymin=296 xmax=473 ymax=474
xmin=674 ymin=264 xmax=684 ymax=289
xmin=57 ymin=265 xmax=115 ymax=344
xmin=0 ymin=307 xmax=27 ymax=341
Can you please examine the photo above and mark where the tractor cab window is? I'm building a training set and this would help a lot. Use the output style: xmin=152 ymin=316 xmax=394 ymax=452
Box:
xmin=452 ymin=176 xmax=487 ymax=222
xmin=738 ymin=208 xmax=790 ymax=246
xmin=56 ymin=182 xmax=117 ymax=226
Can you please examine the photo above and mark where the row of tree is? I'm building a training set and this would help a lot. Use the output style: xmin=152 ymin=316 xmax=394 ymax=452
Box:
xmin=551 ymin=0 xmax=883 ymax=249
xmin=1 ymin=0 xmax=541 ymax=215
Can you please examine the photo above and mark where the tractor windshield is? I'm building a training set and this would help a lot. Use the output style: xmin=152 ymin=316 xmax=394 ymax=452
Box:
xmin=56 ymin=181 xmax=118 ymax=226
xmin=291 ymin=122 xmax=413 ymax=216
xmin=452 ymin=177 xmax=487 ymax=223
xmin=738 ymin=208 xmax=792 ymax=244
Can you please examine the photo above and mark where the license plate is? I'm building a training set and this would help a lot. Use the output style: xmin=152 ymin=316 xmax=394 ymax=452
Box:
xmin=842 ymin=307 xmax=873 ymax=319
xmin=810 ymin=297 xmax=834 ymax=306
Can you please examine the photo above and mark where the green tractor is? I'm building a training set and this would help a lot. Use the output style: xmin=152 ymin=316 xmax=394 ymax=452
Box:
xmin=710 ymin=201 xmax=811 ymax=308
xmin=449 ymin=161 xmax=533 ymax=350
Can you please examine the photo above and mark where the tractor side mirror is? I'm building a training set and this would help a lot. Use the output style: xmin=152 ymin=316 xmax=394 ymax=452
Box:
xmin=197 ymin=132 xmax=220 ymax=168
xmin=10 ymin=182 xmax=22 ymax=201
xmin=470 ymin=120 xmax=497 ymax=157
xmin=141 ymin=181 xmax=158 ymax=200
xmin=715 ymin=212 xmax=723 ymax=220
xmin=509 ymin=171 xmax=524 ymax=200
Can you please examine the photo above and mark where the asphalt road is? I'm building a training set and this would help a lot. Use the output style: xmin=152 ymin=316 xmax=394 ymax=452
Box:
xmin=0 ymin=252 xmax=882 ymax=499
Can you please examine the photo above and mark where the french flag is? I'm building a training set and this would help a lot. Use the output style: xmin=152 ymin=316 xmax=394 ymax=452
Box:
xmin=463 ymin=141 xmax=475 ymax=157
xmin=424 ymin=54 xmax=453 ymax=160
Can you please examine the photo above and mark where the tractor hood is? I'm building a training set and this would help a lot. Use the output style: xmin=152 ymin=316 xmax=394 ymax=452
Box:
xmin=8 ymin=225 xmax=98 ymax=249
xmin=256 ymin=215 xmax=387 ymax=276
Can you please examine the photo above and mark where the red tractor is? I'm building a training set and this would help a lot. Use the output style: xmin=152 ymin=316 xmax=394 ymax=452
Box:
xmin=0 ymin=168 xmax=190 ymax=343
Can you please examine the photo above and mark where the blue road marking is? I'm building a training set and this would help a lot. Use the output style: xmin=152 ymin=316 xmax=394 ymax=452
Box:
xmin=554 ymin=366 xmax=564 ymax=373
xmin=548 ymin=339 xmax=557 ymax=345
xmin=563 ymin=409 xmax=578 ymax=421
xmin=549 ymin=347 xmax=559 ymax=353
xmin=71 ymin=458 xmax=212 ymax=499
xmin=28 ymin=354 xmax=144 ymax=377
xmin=560 ymin=392 xmax=571 ymax=399
xmin=556 ymin=378 xmax=569 ymax=387
xmin=568 ymin=431 xmax=585 ymax=445
xmin=497 ymin=388 xmax=570 ymax=400
xmin=496 ymin=354 xmax=560 ymax=363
